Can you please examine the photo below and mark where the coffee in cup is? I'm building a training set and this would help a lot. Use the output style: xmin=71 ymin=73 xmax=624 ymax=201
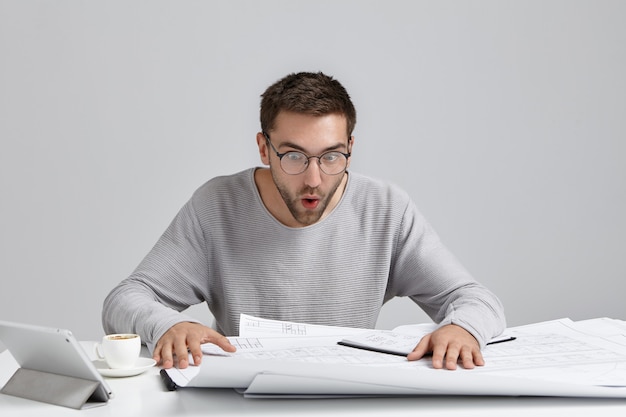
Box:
xmin=95 ymin=333 xmax=141 ymax=369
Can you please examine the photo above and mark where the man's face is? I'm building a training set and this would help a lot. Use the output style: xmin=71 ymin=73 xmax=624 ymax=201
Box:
xmin=261 ymin=111 xmax=352 ymax=226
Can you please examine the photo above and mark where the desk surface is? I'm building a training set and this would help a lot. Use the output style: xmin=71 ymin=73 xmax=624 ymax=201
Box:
xmin=1 ymin=345 xmax=626 ymax=417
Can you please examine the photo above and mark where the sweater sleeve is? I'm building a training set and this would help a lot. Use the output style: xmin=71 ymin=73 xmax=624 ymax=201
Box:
xmin=101 ymin=199 xmax=208 ymax=346
xmin=388 ymin=200 xmax=506 ymax=348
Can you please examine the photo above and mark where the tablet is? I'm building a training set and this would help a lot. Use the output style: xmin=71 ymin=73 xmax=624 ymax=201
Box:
xmin=0 ymin=320 xmax=113 ymax=407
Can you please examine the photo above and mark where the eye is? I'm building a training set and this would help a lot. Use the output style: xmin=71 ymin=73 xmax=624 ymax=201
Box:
xmin=284 ymin=152 xmax=306 ymax=162
xmin=321 ymin=152 xmax=341 ymax=163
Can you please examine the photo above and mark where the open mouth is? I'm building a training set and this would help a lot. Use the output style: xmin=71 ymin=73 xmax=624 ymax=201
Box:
xmin=302 ymin=198 xmax=320 ymax=209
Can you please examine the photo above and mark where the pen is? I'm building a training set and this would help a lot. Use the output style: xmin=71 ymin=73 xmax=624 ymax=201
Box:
xmin=160 ymin=369 xmax=178 ymax=391
xmin=337 ymin=341 xmax=408 ymax=357
xmin=338 ymin=336 xmax=517 ymax=357
xmin=486 ymin=336 xmax=516 ymax=346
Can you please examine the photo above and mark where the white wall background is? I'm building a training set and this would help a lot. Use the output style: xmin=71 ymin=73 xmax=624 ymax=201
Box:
xmin=1 ymin=0 xmax=624 ymax=344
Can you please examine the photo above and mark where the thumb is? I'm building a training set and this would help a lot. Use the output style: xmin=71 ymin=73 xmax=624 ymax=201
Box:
xmin=407 ymin=334 xmax=432 ymax=361
xmin=213 ymin=334 xmax=237 ymax=353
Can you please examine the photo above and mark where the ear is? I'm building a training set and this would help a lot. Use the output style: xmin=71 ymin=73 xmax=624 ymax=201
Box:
xmin=346 ymin=135 xmax=355 ymax=168
xmin=256 ymin=132 xmax=270 ymax=165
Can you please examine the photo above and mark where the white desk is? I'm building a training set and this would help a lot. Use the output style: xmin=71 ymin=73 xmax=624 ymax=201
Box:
xmin=1 ymin=346 xmax=626 ymax=417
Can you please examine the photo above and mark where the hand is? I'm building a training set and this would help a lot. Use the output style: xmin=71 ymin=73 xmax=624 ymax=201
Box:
xmin=407 ymin=324 xmax=484 ymax=370
xmin=153 ymin=322 xmax=236 ymax=369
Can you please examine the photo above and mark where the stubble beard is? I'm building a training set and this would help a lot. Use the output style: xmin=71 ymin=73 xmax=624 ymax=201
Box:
xmin=270 ymin=166 xmax=344 ymax=226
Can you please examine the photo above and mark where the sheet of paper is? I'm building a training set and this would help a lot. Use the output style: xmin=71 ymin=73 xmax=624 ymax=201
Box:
xmin=201 ymin=334 xmax=409 ymax=366
xmin=241 ymin=318 xmax=626 ymax=398
xmin=472 ymin=318 xmax=626 ymax=387
xmin=242 ymin=363 xmax=626 ymax=398
xmin=567 ymin=317 xmax=626 ymax=346
xmin=238 ymin=314 xmax=369 ymax=337
xmin=168 ymin=353 xmax=626 ymax=398
xmin=202 ymin=314 xmax=374 ymax=357
xmin=166 ymin=316 xmax=626 ymax=398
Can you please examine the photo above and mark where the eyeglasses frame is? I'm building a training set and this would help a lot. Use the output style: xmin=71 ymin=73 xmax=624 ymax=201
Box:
xmin=262 ymin=131 xmax=352 ymax=176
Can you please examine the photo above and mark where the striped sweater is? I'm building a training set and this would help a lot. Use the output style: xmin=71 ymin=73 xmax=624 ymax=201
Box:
xmin=102 ymin=168 xmax=505 ymax=347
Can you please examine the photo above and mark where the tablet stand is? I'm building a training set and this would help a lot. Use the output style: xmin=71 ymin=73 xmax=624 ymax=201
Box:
xmin=1 ymin=367 xmax=105 ymax=409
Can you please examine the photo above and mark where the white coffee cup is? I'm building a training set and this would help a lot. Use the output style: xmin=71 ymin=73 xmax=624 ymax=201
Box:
xmin=95 ymin=333 xmax=141 ymax=369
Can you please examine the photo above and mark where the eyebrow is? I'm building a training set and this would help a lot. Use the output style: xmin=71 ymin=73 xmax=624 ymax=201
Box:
xmin=277 ymin=140 xmax=348 ymax=154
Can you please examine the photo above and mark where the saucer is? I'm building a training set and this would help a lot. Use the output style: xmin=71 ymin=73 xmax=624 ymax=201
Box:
xmin=93 ymin=357 xmax=157 ymax=377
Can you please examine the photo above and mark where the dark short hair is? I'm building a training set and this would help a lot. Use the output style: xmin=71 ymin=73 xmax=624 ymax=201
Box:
xmin=260 ymin=72 xmax=357 ymax=136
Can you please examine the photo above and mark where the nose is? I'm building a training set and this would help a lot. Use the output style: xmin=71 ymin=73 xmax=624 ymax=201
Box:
xmin=302 ymin=158 xmax=322 ymax=188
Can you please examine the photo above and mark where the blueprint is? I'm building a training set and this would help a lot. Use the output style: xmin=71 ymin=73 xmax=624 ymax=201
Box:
xmin=166 ymin=315 xmax=626 ymax=398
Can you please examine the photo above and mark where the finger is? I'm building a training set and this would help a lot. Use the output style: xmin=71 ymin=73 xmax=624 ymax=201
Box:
xmin=474 ymin=349 xmax=485 ymax=367
xmin=467 ymin=347 xmax=484 ymax=368
xmin=444 ymin=345 xmax=459 ymax=370
xmin=186 ymin=336 xmax=204 ymax=366
xmin=159 ymin=342 xmax=175 ymax=369
xmin=407 ymin=335 xmax=431 ymax=361
xmin=459 ymin=345 xmax=476 ymax=369
xmin=212 ymin=334 xmax=237 ymax=353
xmin=152 ymin=341 xmax=162 ymax=365
xmin=174 ymin=338 xmax=190 ymax=369
xmin=431 ymin=344 xmax=447 ymax=369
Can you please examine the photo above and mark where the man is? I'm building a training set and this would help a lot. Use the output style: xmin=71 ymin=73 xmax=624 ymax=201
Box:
xmin=102 ymin=72 xmax=505 ymax=371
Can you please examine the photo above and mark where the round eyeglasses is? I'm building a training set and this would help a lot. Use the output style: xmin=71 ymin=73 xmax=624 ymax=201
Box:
xmin=263 ymin=132 xmax=351 ymax=176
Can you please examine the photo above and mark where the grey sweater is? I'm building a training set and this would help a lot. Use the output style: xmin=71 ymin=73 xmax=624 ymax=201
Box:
xmin=102 ymin=169 xmax=505 ymax=347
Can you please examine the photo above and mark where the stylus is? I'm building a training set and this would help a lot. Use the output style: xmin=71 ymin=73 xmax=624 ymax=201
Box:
xmin=160 ymin=369 xmax=178 ymax=391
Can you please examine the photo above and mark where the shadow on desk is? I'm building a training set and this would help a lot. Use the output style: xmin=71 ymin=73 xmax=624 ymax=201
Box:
xmin=174 ymin=387 xmax=626 ymax=416
xmin=3 ymin=379 xmax=626 ymax=417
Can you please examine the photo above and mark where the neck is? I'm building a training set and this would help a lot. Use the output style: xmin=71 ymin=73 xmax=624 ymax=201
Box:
xmin=254 ymin=168 xmax=348 ymax=227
